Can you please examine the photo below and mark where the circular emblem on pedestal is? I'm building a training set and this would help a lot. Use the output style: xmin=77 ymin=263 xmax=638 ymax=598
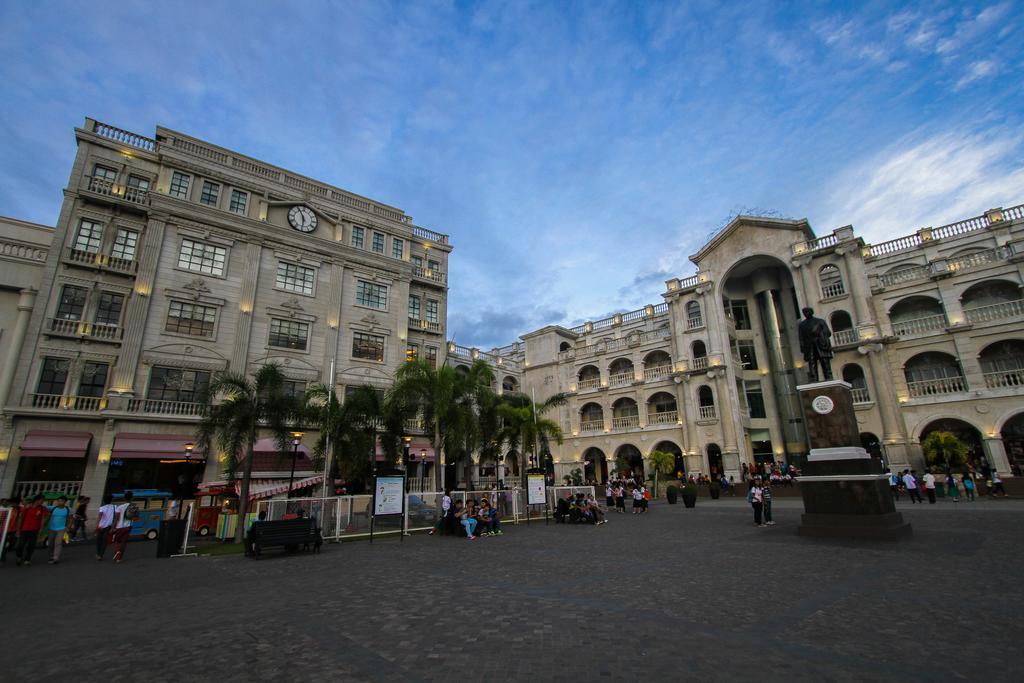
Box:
xmin=811 ymin=395 xmax=835 ymax=415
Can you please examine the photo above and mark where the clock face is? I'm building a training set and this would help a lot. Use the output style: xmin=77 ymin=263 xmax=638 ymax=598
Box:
xmin=288 ymin=205 xmax=318 ymax=233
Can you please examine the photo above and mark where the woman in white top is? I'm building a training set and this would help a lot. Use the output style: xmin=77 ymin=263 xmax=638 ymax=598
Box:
xmin=94 ymin=494 xmax=116 ymax=560
xmin=631 ymin=486 xmax=644 ymax=514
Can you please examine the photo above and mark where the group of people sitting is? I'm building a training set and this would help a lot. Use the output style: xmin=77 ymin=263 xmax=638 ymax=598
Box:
xmin=555 ymin=492 xmax=609 ymax=524
xmin=430 ymin=494 xmax=502 ymax=540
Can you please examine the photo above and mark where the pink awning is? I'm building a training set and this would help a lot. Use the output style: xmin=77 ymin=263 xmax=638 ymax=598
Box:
xmin=244 ymin=438 xmax=314 ymax=473
xmin=20 ymin=430 xmax=92 ymax=459
xmin=112 ymin=433 xmax=196 ymax=460
xmin=237 ymin=475 xmax=324 ymax=501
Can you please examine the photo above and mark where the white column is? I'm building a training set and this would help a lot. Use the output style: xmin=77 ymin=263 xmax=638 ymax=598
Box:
xmin=983 ymin=438 xmax=1012 ymax=477
xmin=0 ymin=288 xmax=37 ymax=410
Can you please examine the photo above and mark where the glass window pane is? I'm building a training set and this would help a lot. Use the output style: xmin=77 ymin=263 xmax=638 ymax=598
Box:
xmin=229 ymin=189 xmax=248 ymax=214
xmin=200 ymin=181 xmax=219 ymax=206
xmin=425 ymin=300 xmax=438 ymax=323
xmin=146 ymin=367 xmax=210 ymax=403
xmin=165 ymin=300 xmax=217 ymax=337
xmin=110 ymin=228 xmax=138 ymax=261
xmin=276 ymin=262 xmax=316 ymax=295
xmin=127 ymin=175 xmax=150 ymax=190
xmin=351 ymin=226 xmax=364 ymax=248
xmin=56 ymin=286 xmax=87 ymax=320
xmin=93 ymin=165 xmax=117 ymax=182
xmin=372 ymin=232 xmax=385 ymax=253
xmin=169 ymin=171 xmax=190 ymax=199
xmin=94 ymin=292 xmax=124 ymax=326
xmin=392 ymin=238 xmax=404 ymax=259
xmin=73 ymin=220 xmax=104 ymax=253
xmin=356 ymin=281 xmax=387 ymax=309
xmin=37 ymin=357 xmax=70 ymax=395
xmin=352 ymin=332 xmax=384 ymax=361
xmin=408 ymin=295 xmax=420 ymax=320
xmin=78 ymin=362 xmax=109 ymax=398
xmin=178 ymin=239 xmax=227 ymax=276
xmin=269 ymin=318 xmax=309 ymax=349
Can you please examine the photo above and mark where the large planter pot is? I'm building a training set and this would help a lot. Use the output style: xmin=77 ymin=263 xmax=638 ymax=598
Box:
xmin=709 ymin=485 xmax=720 ymax=500
xmin=666 ymin=487 xmax=679 ymax=504
xmin=682 ymin=494 xmax=697 ymax=508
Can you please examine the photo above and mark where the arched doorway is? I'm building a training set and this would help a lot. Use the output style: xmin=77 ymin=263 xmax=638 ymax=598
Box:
xmin=653 ymin=440 xmax=684 ymax=480
xmin=1001 ymin=413 xmax=1024 ymax=474
xmin=707 ymin=443 xmax=723 ymax=477
xmin=919 ymin=419 xmax=984 ymax=472
xmin=582 ymin=447 xmax=608 ymax=483
xmin=614 ymin=444 xmax=644 ymax=479
xmin=860 ymin=432 xmax=883 ymax=464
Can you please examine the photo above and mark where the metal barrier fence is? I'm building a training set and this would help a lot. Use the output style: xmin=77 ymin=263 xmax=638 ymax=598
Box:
xmin=252 ymin=486 xmax=597 ymax=541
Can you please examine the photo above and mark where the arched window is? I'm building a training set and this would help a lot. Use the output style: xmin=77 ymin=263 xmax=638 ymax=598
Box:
xmin=646 ymin=392 xmax=678 ymax=424
xmin=978 ymin=340 xmax=1024 ymax=387
xmin=697 ymin=385 xmax=716 ymax=419
xmin=706 ymin=443 xmax=723 ymax=476
xmin=608 ymin=358 xmax=634 ymax=386
xmin=888 ymin=296 xmax=946 ymax=336
xmin=961 ymin=280 xmax=1023 ymax=323
xmin=686 ymin=300 xmax=703 ymax=329
xmin=830 ymin=310 xmax=856 ymax=345
xmin=502 ymin=375 xmax=519 ymax=392
xmin=577 ymin=365 xmax=600 ymax=390
xmin=691 ymin=340 xmax=708 ymax=370
xmin=842 ymin=363 xmax=870 ymax=403
xmin=860 ymin=432 xmax=883 ymax=461
xmin=643 ymin=350 xmax=672 ymax=380
xmin=904 ymin=352 xmax=966 ymax=397
xmin=819 ymin=264 xmax=845 ymax=298
xmin=580 ymin=403 xmax=604 ymax=432
xmin=611 ymin=397 xmax=639 ymax=429
xmin=559 ymin=341 xmax=571 ymax=352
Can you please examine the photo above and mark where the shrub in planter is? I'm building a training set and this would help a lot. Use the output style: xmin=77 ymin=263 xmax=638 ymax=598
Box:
xmin=682 ymin=484 xmax=698 ymax=508
xmin=666 ymin=485 xmax=680 ymax=504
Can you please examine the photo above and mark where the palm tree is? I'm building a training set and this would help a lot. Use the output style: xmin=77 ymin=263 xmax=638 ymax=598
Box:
xmin=497 ymin=390 xmax=568 ymax=488
xmin=648 ymin=449 xmax=676 ymax=498
xmin=390 ymin=358 xmax=494 ymax=491
xmin=921 ymin=431 xmax=968 ymax=470
xmin=196 ymin=363 xmax=301 ymax=543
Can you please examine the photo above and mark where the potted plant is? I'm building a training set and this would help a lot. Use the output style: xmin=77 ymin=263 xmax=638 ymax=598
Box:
xmin=709 ymin=478 xmax=721 ymax=500
xmin=682 ymin=483 xmax=697 ymax=508
xmin=666 ymin=485 xmax=679 ymax=504
xmin=648 ymin=450 xmax=675 ymax=498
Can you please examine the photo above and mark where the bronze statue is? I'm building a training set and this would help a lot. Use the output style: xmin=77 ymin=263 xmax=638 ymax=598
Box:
xmin=798 ymin=307 xmax=833 ymax=382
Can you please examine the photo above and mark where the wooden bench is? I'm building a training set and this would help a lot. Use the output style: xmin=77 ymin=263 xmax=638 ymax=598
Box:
xmin=248 ymin=519 xmax=320 ymax=557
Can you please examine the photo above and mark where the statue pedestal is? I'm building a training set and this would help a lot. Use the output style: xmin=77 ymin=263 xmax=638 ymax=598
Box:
xmin=796 ymin=380 xmax=911 ymax=540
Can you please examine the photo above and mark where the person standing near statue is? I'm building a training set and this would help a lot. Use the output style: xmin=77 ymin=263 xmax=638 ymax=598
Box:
xmin=798 ymin=307 xmax=834 ymax=382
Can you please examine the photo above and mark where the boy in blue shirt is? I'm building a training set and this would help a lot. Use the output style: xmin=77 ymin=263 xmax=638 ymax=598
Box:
xmin=46 ymin=496 xmax=73 ymax=564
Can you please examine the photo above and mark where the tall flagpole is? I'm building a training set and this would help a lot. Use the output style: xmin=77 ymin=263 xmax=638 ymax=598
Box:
xmin=321 ymin=358 xmax=336 ymax=499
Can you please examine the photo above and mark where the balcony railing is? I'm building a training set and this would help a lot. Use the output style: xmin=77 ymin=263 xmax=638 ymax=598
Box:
xmin=580 ymin=420 xmax=604 ymax=433
xmin=946 ymin=247 xmax=1009 ymax=273
xmin=412 ymin=267 xmax=447 ymax=284
xmin=643 ymin=365 xmax=672 ymax=381
xmin=26 ymin=394 xmax=104 ymax=411
xmin=964 ymin=299 xmax=1024 ymax=324
xmin=126 ymin=398 xmax=204 ymax=416
xmin=647 ymin=411 xmax=678 ymax=425
xmin=851 ymin=387 xmax=871 ymax=404
xmin=687 ymin=316 xmax=704 ymax=330
xmin=906 ymin=376 xmax=968 ymax=398
xmin=698 ymin=405 xmax=717 ymax=420
xmin=891 ymin=314 xmax=947 ymax=337
xmin=877 ymin=266 xmax=928 ymax=288
xmin=821 ymin=282 xmax=846 ymax=298
xmin=403 ymin=418 xmax=426 ymax=433
xmin=558 ymin=348 xmax=575 ymax=361
xmin=691 ymin=356 xmax=709 ymax=371
xmin=91 ymin=120 xmax=157 ymax=151
xmin=408 ymin=318 xmax=441 ymax=333
xmin=577 ymin=377 xmax=600 ymax=391
xmin=85 ymin=175 xmax=150 ymax=205
xmin=983 ymin=368 xmax=1024 ymax=389
xmin=13 ymin=480 xmax=83 ymax=500
xmin=611 ymin=415 xmax=640 ymax=430
xmin=64 ymin=247 xmax=138 ymax=275
xmin=833 ymin=328 xmax=859 ymax=346
xmin=48 ymin=318 xmax=123 ymax=342
xmin=608 ymin=371 xmax=635 ymax=387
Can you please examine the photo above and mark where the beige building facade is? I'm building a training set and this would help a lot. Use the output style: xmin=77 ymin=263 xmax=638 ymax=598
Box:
xmin=472 ymin=206 xmax=1024 ymax=484
xmin=0 ymin=118 xmax=450 ymax=503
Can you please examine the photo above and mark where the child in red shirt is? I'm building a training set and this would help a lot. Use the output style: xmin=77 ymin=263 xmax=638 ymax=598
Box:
xmin=16 ymin=495 xmax=47 ymax=566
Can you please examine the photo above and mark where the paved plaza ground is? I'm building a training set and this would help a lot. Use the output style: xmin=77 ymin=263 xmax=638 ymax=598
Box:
xmin=1 ymin=496 xmax=1022 ymax=682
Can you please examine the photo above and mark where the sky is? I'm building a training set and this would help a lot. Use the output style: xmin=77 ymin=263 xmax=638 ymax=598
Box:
xmin=1 ymin=0 xmax=1022 ymax=350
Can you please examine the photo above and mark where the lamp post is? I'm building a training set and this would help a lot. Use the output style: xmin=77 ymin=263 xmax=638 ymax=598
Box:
xmin=286 ymin=431 xmax=304 ymax=499
xmin=402 ymin=436 xmax=411 ymax=491
xmin=179 ymin=442 xmax=195 ymax=519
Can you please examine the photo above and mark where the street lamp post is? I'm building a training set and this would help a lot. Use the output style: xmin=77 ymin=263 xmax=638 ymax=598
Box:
xmin=286 ymin=431 xmax=304 ymax=499
xmin=180 ymin=442 xmax=195 ymax=520
xmin=419 ymin=449 xmax=427 ymax=492
xmin=402 ymin=436 xmax=411 ymax=491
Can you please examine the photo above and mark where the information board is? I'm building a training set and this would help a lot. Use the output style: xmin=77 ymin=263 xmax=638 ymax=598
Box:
xmin=527 ymin=473 xmax=546 ymax=505
xmin=373 ymin=475 xmax=405 ymax=516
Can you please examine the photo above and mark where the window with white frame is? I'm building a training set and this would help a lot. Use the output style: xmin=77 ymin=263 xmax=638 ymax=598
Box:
xmin=177 ymin=238 xmax=227 ymax=276
xmin=199 ymin=180 xmax=220 ymax=207
xmin=110 ymin=228 xmax=138 ymax=261
xmin=408 ymin=295 xmax=421 ymax=320
xmin=169 ymin=171 xmax=191 ymax=199
xmin=269 ymin=318 xmax=310 ymax=350
xmin=166 ymin=300 xmax=217 ymax=337
xmin=229 ymin=189 xmax=248 ymax=214
xmin=425 ymin=299 xmax=439 ymax=324
xmin=356 ymin=280 xmax=387 ymax=309
xmin=351 ymin=226 xmax=364 ymax=248
xmin=73 ymin=219 xmax=104 ymax=253
xmin=127 ymin=174 xmax=150 ymax=191
xmin=372 ymin=232 xmax=385 ymax=253
xmin=392 ymin=238 xmax=404 ymax=259
xmin=352 ymin=331 xmax=384 ymax=361
xmin=276 ymin=262 xmax=316 ymax=295
xmin=93 ymin=164 xmax=117 ymax=182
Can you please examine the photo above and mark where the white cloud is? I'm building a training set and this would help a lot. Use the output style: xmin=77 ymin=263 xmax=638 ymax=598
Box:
xmin=954 ymin=59 xmax=999 ymax=89
xmin=819 ymin=126 xmax=1024 ymax=244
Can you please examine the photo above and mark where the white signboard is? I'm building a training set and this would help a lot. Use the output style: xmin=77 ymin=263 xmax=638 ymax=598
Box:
xmin=374 ymin=475 xmax=405 ymax=516
xmin=527 ymin=473 xmax=546 ymax=505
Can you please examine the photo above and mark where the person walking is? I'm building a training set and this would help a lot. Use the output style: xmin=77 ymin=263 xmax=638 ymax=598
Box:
xmin=762 ymin=479 xmax=775 ymax=525
xmin=45 ymin=495 xmax=73 ymax=564
xmin=923 ymin=471 xmax=937 ymax=504
xmin=70 ymin=496 xmax=90 ymax=541
xmin=2 ymin=496 xmax=22 ymax=563
xmin=748 ymin=478 xmax=765 ymax=527
xmin=605 ymin=482 xmax=614 ymax=508
xmin=631 ymin=485 xmax=644 ymax=515
xmin=615 ymin=484 xmax=626 ymax=513
xmin=889 ymin=471 xmax=901 ymax=500
xmin=95 ymin=494 xmax=116 ymax=560
xmin=962 ymin=473 xmax=976 ymax=502
xmin=111 ymin=491 xmax=139 ymax=563
xmin=15 ymin=495 xmax=47 ymax=566
xmin=945 ymin=471 xmax=960 ymax=502
xmin=990 ymin=472 xmax=1007 ymax=497
xmin=902 ymin=470 xmax=922 ymax=503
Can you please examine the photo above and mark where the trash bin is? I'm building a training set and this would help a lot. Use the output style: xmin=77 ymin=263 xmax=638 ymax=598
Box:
xmin=156 ymin=519 xmax=187 ymax=558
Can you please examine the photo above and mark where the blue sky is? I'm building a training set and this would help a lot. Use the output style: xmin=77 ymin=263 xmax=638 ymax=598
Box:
xmin=1 ymin=1 xmax=1021 ymax=349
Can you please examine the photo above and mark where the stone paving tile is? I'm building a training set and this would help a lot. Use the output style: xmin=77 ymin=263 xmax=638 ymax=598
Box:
xmin=1 ymin=497 xmax=1021 ymax=682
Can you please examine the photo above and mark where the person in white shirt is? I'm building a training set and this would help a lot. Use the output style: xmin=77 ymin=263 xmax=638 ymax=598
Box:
xmin=902 ymin=470 xmax=922 ymax=503
xmin=923 ymin=471 xmax=937 ymax=504
xmin=631 ymin=486 xmax=644 ymax=514
xmin=429 ymin=490 xmax=453 ymax=535
xmin=94 ymin=494 xmax=116 ymax=561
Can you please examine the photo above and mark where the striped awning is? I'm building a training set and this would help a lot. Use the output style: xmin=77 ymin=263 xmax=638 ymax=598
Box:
xmin=112 ymin=433 xmax=195 ymax=460
xmin=237 ymin=475 xmax=324 ymax=501
xmin=20 ymin=431 xmax=93 ymax=459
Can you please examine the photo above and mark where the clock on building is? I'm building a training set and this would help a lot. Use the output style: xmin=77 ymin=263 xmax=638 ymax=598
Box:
xmin=288 ymin=205 xmax=318 ymax=233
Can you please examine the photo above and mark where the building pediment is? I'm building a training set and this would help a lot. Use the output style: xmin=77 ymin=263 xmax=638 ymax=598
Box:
xmin=690 ymin=216 xmax=814 ymax=266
